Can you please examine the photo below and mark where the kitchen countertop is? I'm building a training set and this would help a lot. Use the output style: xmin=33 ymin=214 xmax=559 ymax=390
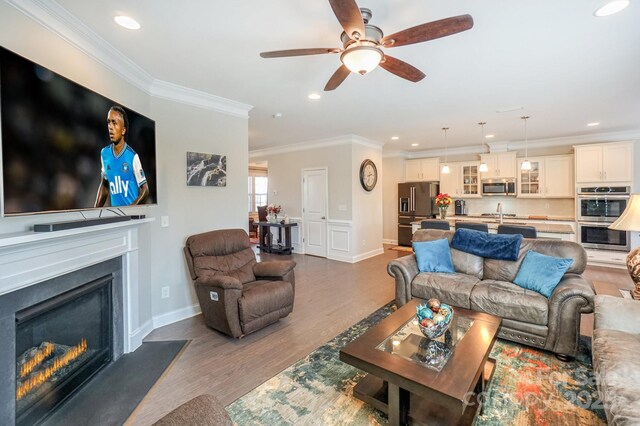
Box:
xmin=411 ymin=219 xmax=575 ymax=234
xmin=445 ymin=214 xmax=575 ymax=222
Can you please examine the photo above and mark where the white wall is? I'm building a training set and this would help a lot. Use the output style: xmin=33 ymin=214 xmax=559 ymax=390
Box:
xmin=0 ymin=3 xmax=249 ymax=328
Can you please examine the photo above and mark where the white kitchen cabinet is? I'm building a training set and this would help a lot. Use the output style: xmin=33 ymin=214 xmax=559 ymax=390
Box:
xmin=405 ymin=158 xmax=440 ymax=181
xmin=518 ymin=155 xmax=573 ymax=198
xmin=439 ymin=161 xmax=481 ymax=198
xmin=480 ymin=152 xmax=517 ymax=179
xmin=574 ymin=142 xmax=633 ymax=183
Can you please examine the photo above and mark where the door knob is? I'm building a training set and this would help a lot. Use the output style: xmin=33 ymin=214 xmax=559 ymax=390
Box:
xmin=322 ymin=216 xmax=326 ymax=219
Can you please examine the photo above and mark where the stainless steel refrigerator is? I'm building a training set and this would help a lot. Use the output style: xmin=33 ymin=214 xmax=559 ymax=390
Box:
xmin=398 ymin=181 xmax=439 ymax=246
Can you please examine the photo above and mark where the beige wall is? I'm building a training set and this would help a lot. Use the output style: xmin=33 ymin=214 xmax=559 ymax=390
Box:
xmin=351 ymin=143 xmax=383 ymax=255
xmin=0 ymin=3 xmax=249 ymax=323
xmin=255 ymin=143 xmax=352 ymax=220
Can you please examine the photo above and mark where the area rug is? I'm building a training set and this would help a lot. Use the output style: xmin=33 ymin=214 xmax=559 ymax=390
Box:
xmin=389 ymin=245 xmax=413 ymax=253
xmin=227 ymin=305 xmax=606 ymax=425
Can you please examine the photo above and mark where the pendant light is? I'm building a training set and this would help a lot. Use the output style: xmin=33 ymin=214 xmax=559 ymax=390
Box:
xmin=441 ymin=127 xmax=450 ymax=174
xmin=521 ymin=116 xmax=532 ymax=170
xmin=478 ymin=122 xmax=488 ymax=172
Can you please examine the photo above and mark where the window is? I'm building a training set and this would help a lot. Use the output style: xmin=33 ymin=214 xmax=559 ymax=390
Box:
xmin=248 ymin=169 xmax=268 ymax=212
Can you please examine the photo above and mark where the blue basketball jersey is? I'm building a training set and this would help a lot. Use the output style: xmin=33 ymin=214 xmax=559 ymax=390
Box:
xmin=100 ymin=143 xmax=146 ymax=206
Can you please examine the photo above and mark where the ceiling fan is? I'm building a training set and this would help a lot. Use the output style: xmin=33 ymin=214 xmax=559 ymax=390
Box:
xmin=260 ymin=0 xmax=474 ymax=91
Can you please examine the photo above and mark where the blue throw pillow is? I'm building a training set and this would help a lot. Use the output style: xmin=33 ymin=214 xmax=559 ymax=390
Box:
xmin=451 ymin=228 xmax=523 ymax=261
xmin=413 ymin=238 xmax=455 ymax=273
xmin=513 ymin=250 xmax=574 ymax=298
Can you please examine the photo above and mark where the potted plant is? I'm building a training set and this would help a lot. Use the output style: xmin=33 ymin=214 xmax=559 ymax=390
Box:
xmin=435 ymin=193 xmax=452 ymax=219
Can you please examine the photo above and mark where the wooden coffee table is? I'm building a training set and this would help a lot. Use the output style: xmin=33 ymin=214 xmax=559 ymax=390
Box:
xmin=340 ymin=299 xmax=501 ymax=426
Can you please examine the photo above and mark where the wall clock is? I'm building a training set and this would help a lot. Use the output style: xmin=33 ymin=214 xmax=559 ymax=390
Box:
xmin=359 ymin=159 xmax=377 ymax=192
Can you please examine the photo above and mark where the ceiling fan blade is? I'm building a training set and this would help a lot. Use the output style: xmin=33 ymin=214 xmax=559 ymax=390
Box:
xmin=381 ymin=14 xmax=474 ymax=48
xmin=379 ymin=56 xmax=426 ymax=82
xmin=260 ymin=48 xmax=340 ymax=58
xmin=328 ymin=0 xmax=365 ymax=40
xmin=324 ymin=65 xmax=350 ymax=91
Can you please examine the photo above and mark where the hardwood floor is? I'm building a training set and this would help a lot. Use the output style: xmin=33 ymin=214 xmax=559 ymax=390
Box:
xmin=127 ymin=247 xmax=633 ymax=425
xmin=128 ymin=247 xmax=404 ymax=425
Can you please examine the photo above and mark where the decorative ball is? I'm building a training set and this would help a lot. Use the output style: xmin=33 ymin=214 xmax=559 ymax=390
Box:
xmin=428 ymin=298 xmax=441 ymax=313
xmin=420 ymin=318 xmax=435 ymax=328
xmin=433 ymin=313 xmax=445 ymax=324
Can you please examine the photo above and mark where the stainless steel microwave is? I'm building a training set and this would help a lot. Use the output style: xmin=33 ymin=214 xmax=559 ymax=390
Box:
xmin=481 ymin=178 xmax=517 ymax=196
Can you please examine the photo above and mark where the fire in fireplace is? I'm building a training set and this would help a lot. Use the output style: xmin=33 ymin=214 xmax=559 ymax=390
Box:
xmin=15 ymin=276 xmax=113 ymax=426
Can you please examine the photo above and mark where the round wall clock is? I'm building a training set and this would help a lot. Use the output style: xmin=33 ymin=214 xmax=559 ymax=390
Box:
xmin=359 ymin=159 xmax=378 ymax=192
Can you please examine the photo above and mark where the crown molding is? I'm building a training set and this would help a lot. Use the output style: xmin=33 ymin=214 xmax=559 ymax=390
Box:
xmin=250 ymin=134 xmax=379 ymax=158
xmin=382 ymin=150 xmax=410 ymax=159
xmin=7 ymin=0 xmax=154 ymax=91
xmin=7 ymin=0 xmax=253 ymax=118
xmin=150 ymin=80 xmax=252 ymax=119
xmin=406 ymin=145 xmax=482 ymax=159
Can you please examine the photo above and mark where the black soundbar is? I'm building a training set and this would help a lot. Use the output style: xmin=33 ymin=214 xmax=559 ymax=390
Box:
xmin=33 ymin=216 xmax=132 ymax=232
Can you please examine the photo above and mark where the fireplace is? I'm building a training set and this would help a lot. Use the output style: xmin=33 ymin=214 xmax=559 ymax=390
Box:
xmin=0 ymin=257 xmax=125 ymax=425
xmin=15 ymin=276 xmax=113 ymax=426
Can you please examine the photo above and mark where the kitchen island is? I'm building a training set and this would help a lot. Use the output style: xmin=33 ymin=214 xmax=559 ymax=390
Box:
xmin=411 ymin=215 xmax=575 ymax=241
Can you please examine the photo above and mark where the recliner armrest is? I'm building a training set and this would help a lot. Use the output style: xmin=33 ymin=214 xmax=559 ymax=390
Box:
xmin=253 ymin=260 xmax=296 ymax=278
xmin=195 ymin=275 xmax=243 ymax=291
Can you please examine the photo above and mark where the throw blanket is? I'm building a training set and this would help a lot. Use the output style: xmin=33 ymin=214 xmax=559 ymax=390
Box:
xmin=451 ymin=228 xmax=522 ymax=261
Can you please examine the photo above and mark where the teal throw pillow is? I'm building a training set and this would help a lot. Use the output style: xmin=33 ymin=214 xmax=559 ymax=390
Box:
xmin=513 ymin=250 xmax=573 ymax=298
xmin=413 ymin=238 xmax=455 ymax=273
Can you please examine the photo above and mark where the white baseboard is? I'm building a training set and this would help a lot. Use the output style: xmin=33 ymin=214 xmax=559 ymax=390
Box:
xmin=129 ymin=319 xmax=154 ymax=351
xmin=152 ymin=303 xmax=202 ymax=329
xmin=383 ymin=239 xmax=398 ymax=245
xmin=328 ymin=247 xmax=385 ymax=263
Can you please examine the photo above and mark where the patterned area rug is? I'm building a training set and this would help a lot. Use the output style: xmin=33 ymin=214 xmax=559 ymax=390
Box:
xmin=227 ymin=304 xmax=606 ymax=425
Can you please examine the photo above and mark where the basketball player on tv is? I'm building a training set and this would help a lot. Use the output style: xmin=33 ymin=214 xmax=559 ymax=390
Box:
xmin=94 ymin=106 xmax=149 ymax=207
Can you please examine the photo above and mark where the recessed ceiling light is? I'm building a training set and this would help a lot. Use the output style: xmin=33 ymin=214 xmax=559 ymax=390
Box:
xmin=114 ymin=15 xmax=141 ymax=30
xmin=594 ymin=0 xmax=630 ymax=16
xmin=391 ymin=136 xmax=399 ymax=140
xmin=308 ymin=93 xmax=321 ymax=100
xmin=587 ymin=122 xmax=600 ymax=126
xmin=411 ymin=143 xmax=419 ymax=147
xmin=485 ymin=134 xmax=495 ymax=139
xmin=272 ymin=113 xmax=283 ymax=119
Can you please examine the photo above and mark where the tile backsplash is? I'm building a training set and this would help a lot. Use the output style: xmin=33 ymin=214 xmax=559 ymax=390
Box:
xmin=456 ymin=197 xmax=575 ymax=219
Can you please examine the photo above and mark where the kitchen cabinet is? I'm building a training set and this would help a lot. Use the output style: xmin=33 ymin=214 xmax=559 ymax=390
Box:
xmin=518 ymin=155 xmax=574 ymax=198
xmin=405 ymin=158 xmax=440 ymax=181
xmin=480 ymin=152 xmax=517 ymax=179
xmin=439 ymin=162 xmax=481 ymax=198
xmin=575 ymin=142 xmax=633 ymax=183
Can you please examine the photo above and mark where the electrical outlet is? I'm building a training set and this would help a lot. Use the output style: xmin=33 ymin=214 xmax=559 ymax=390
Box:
xmin=209 ymin=291 xmax=219 ymax=301
xmin=161 ymin=216 xmax=169 ymax=227
xmin=362 ymin=239 xmax=366 ymax=247
xmin=544 ymin=203 xmax=550 ymax=209
xmin=161 ymin=286 xmax=170 ymax=299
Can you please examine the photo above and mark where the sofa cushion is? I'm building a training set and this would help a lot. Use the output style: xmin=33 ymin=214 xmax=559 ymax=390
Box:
xmin=470 ymin=280 xmax=549 ymax=325
xmin=451 ymin=228 xmax=522 ymax=261
xmin=513 ymin=250 xmax=573 ymax=298
xmin=413 ymin=239 xmax=455 ymax=273
xmin=593 ymin=329 xmax=640 ymax=426
xmin=411 ymin=273 xmax=480 ymax=309
xmin=412 ymin=229 xmax=483 ymax=278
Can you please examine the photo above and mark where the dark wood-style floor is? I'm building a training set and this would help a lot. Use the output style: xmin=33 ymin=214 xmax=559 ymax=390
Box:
xmin=127 ymin=246 xmax=633 ymax=425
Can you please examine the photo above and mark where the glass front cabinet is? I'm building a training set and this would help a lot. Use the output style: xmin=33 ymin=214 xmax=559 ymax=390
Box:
xmin=518 ymin=159 xmax=543 ymax=197
xmin=461 ymin=164 xmax=480 ymax=197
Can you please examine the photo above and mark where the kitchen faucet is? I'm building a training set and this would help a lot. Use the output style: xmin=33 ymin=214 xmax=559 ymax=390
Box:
xmin=497 ymin=203 xmax=503 ymax=224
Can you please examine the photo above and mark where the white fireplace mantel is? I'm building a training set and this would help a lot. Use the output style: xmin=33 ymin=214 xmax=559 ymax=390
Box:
xmin=0 ymin=218 xmax=154 ymax=353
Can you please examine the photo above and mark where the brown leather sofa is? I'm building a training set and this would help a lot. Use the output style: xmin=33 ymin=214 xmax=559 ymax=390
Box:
xmin=184 ymin=229 xmax=296 ymax=338
xmin=387 ymin=229 xmax=595 ymax=359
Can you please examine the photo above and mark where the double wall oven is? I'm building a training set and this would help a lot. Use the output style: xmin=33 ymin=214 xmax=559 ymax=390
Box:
xmin=577 ymin=186 xmax=630 ymax=251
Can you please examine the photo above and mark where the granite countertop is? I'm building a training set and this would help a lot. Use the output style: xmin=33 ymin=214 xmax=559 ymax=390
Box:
xmin=445 ymin=214 xmax=575 ymax=222
xmin=411 ymin=219 xmax=575 ymax=234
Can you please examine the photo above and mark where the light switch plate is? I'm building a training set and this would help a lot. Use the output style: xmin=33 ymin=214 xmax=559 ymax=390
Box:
xmin=161 ymin=216 xmax=169 ymax=227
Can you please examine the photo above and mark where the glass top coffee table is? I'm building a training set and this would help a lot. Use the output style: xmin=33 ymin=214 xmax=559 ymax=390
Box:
xmin=340 ymin=299 xmax=501 ymax=426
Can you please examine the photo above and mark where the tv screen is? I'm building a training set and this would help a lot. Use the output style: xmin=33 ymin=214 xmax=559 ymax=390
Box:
xmin=0 ymin=47 xmax=157 ymax=216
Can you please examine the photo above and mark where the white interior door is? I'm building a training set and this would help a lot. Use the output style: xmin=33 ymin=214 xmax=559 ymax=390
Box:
xmin=302 ymin=168 xmax=327 ymax=257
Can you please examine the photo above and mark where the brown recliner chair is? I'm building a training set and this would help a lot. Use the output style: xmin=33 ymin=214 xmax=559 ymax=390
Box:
xmin=184 ymin=229 xmax=296 ymax=338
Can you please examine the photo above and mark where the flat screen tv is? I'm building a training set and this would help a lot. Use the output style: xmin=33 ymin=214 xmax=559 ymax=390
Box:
xmin=0 ymin=46 xmax=157 ymax=216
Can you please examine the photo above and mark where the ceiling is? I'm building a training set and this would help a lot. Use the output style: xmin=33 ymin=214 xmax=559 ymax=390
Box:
xmin=54 ymin=0 xmax=640 ymax=153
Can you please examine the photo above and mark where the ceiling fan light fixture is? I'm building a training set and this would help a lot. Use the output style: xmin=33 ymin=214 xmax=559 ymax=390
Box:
xmin=340 ymin=46 xmax=383 ymax=75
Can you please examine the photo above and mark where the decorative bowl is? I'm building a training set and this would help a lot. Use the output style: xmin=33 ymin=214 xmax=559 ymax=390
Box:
xmin=416 ymin=302 xmax=454 ymax=339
